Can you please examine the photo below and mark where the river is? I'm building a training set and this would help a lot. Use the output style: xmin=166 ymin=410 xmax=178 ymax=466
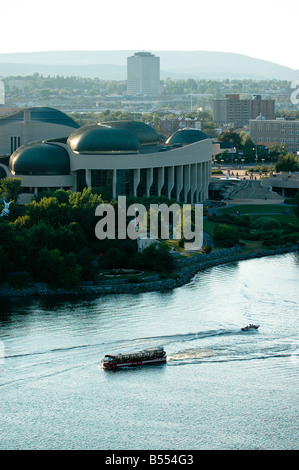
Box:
xmin=1 ymin=253 xmax=298 ymax=450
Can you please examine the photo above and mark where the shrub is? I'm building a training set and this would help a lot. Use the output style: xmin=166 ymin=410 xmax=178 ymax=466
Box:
xmin=201 ymin=245 xmax=212 ymax=253
xmin=178 ymin=237 xmax=185 ymax=248
xmin=238 ymin=229 xmax=261 ymax=241
xmin=253 ymin=216 xmax=282 ymax=230
xmin=259 ymin=229 xmax=283 ymax=241
xmin=213 ymin=224 xmax=239 ymax=247
xmin=281 ymin=234 xmax=299 ymax=244
xmin=139 ymin=242 xmax=175 ymax=273
xmin=232 ymin=215 xmax=251 ymax=228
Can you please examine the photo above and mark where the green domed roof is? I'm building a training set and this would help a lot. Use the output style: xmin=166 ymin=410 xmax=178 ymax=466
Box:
xmin=100 ymin=121 xmax=158 ymax=145
xmin=9 ymin=142 xmax=70 ymax=176
xmin=166 ymin=129 xmax=209 ymax=145
xmin=67 ymin=124 xmax=141 ymax=154
xmin=1 ymin=106 xmax=79 ymax=129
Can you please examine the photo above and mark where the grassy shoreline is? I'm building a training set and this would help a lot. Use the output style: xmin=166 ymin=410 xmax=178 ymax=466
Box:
xmin=1 ymin=203 xmax=298 ymax=298
xmin=0 ymin=243 xmax=298 ymax=298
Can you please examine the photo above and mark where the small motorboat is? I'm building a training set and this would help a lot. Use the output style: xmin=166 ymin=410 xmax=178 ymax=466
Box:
xmin=241 ymin=324 xmax=260 ymax=331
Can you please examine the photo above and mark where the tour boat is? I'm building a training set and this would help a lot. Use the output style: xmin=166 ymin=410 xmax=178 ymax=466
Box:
xmin=101 ymin=346 xmax=167 ymax=369
xmin=241 ymin=324 xmax=260 ymax=331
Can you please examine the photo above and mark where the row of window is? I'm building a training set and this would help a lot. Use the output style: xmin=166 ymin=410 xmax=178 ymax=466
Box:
xmin=10 ymin=136 xmax=21 ymax=153
xmin=280 ymin=129 xmax=299 ymax=134
xmin=253 ymin=128 xmax=299 ymax=134
xmin=256 ymin=137 xmax=299 ymax=144
xmin=252 ymin=125 xmax=299 ymax=133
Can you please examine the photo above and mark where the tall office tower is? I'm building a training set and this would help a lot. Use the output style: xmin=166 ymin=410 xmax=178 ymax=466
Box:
xmin=127 ymin=52 xmax=160 ymax=96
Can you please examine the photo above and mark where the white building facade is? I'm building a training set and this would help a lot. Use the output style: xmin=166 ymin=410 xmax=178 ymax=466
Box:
xmin=249 ymin=117 xmax=299 ymax=154
xmin=4 ymin=120 xmax=213 ymax=205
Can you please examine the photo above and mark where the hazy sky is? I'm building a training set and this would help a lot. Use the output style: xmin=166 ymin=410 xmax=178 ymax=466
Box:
xmin=1 ymin=0 xmax=298 ymax=69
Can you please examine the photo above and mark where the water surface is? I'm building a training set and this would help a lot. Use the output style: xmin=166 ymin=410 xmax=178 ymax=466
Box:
xmin=1 ymin=253 xmax=298 ymax=449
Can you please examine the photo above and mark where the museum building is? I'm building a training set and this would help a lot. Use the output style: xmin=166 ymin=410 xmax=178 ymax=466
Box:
xmin=0 ymin=107 xmax=214 ymax=204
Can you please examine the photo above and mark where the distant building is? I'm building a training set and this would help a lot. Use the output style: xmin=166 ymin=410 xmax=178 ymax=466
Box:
xmin=159 ymin=116 xmax=202 ymax=137
xmin=127 ymin=52 xmax=160 ymax=96
xmin=213 ymin=94 xmax=275 ymax=126
xmin=8 ymin=78 xmax=33 ymax=90
xmin=249 ymin=117 xmax=299 ymax=153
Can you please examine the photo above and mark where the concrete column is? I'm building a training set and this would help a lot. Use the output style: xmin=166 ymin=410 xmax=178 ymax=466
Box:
xmin=202 ymin=162 xmax=208 ymax=200
xmin=133 ymin=168 xmax=140 ymax=196
xmin=71 ymin=171 xmax=77 ymax=192
xmin=85 ymin=169 xmax=91 ymax=188
xmin=183 ymin=164 xmax=191 ymax=203
xmin=70 ymin=172 xmax=77 ymax=192
xmin=167 ymin=166 xmax=174 ymax=199
xmin=146 ymin=168 xmax=153 ymax=196
xmin=157 ymin=167 xmax=164 ymax=196
xmin=196 ymin=163 xmax=203 ymax=202
xmin=203 ymin=160 xmax=211 ymax=200
xmin=112 ymin=168 xmax=117 ymax=198
xmin=176 ymin=165 xmax=183 ymax=201
xmin=190 ymin=163 xmax=197 ymax=204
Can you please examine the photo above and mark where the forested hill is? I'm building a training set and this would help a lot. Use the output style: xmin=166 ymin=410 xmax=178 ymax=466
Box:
xmin=0 ymin=50 xmax=298 ymax=80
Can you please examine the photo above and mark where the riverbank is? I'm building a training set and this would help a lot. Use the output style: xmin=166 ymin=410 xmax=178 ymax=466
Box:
xmin=0 ymin=244 xmax=298 ymax=298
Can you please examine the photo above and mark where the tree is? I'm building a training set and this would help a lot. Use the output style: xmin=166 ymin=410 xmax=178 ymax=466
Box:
xmin=0 ymin=219 xmax=28 ymax=273
xmin=100 ymin=247 xmax=126 ymax=269
xmin=269 ymin=143 xmax=287 ymax=160
xmin=275 ymin=154 xmax=299 ymax=172
xmin=27 ymin=196 xmax=72 ymax=228
xmin=218 ymin=131 xmax=242 ymax=150
xmin=35 ymin=248 xmax=64 ymax=283
xmin=0 ymin=177 xmax=23 ymax=202
xmin=77 ymin=246 xmax=96 ymax=280
xmin=35 ymin=248 xmax=81 ymax=288
xmin=0 ymin=220 xmax=18 ymax=273
xmin=138 ymin=242 xmax=175 ymax=273
xmin=27 ymin=221 xmax=57 ymax=255
xmin=240 ymin=133 xmax=256 ymax=161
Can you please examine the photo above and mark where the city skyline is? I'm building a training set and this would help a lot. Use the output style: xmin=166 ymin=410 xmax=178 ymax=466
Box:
xmin=0 ymin=0 xmax=298 ymax=70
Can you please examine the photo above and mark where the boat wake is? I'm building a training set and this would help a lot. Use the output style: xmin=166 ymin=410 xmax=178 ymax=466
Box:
xmin=167 ymin=343 xmax=297 ymax=366
xmin=2 ymin=327 xmax=296 ymax=382
xmin=131 ymin=328 xmax=238 ymax=346
xmin=2 ymin=329 xmax=244 ymax=362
